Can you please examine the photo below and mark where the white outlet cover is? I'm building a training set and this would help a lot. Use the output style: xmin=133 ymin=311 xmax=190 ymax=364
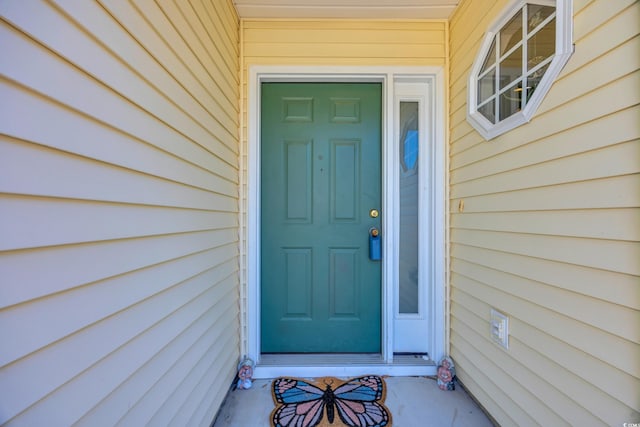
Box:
xmin=490 ymin=309 xmax=509 ymax=349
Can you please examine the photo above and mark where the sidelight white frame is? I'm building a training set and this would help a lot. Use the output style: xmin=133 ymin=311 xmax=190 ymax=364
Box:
xmin=245 ymin=65 xmax=447 ymax=378
xmin=393 ymin=81 xmax=433 ymax=353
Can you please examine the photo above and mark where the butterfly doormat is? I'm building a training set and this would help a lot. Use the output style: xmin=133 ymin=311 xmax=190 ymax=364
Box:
xmin=270 ymin=375 xmax=392 ymax=427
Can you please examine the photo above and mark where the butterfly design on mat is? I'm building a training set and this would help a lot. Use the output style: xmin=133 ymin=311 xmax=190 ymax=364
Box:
xmin=271 ymin=375 xmax=390 ymax=427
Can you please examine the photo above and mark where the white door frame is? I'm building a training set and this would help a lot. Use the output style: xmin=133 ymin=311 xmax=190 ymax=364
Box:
xmin=245 ymin=65 xmax=447 ymax=377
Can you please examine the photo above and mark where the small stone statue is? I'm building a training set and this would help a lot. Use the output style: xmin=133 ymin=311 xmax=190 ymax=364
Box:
xmin=437 ymin=356 xmax=456 ymax=390
xmin=236 ymin=357 xmax=255 ymax=390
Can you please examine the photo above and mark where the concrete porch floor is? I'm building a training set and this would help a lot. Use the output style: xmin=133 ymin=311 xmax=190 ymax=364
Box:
xmin=213 ymin=376 xmax=495 ymax=426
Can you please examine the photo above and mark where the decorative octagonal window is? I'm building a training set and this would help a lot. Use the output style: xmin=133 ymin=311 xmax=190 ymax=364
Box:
xmin=467 ymin=0 xmax=573 ymax=140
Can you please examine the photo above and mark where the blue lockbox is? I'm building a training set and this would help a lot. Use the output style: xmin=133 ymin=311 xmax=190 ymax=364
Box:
xmin=369 ymin=228 xmax=381 ymax=261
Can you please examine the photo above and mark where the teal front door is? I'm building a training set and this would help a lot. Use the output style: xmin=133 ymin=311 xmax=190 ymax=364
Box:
xmin=261 ymin=82 xmax=382 ymax=353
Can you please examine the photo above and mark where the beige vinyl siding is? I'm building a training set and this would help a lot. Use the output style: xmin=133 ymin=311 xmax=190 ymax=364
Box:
xmin=242 ymin=20 xmax=446 ymax=66
xmin=449 ymin=0 xmax=640 ymax=425
xmin=0 ymin=0 xmax=240 ymax=425
xmin=238 ymin=19 xmax=447 ymax=352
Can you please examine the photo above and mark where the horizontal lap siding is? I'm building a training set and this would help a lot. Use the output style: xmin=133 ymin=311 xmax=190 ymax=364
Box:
xmin=0 ymin=0 xmax=240 ymax=425
xmin=243 ymin=20 xmax=446 ymax=65
xmin=449 ymin=0 xmax=640 ymax=425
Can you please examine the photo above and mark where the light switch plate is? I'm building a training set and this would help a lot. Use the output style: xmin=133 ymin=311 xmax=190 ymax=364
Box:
xmin=490 ymin=309 xmax=509 ymax=349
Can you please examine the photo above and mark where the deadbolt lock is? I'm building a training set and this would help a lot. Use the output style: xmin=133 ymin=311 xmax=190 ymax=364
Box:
xmin=369 ymin=209 xmax=379 ymax=218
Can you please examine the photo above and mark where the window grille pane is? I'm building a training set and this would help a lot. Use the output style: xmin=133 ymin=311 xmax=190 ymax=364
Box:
xmin=500 ymin=46 xmax=523 ymax=90
xmin=478 ymin=67 xmax=496 ymax=104
xmin=478 ymin=99 xmax=496 ymax=123
xmin=480 ymin=38 xmax=497 ymax=74
xmin=499 ymin=82 xmax=523 ymax=120
xmin=528 ymin=18 xmax=556 ymax=69
xmin=500 ymin=10 xmax=523 ymax=55
xmin=525 ymin=62 xmax=551 ymax=102
xmin=527 ymin=4 xmax=555 ymax=32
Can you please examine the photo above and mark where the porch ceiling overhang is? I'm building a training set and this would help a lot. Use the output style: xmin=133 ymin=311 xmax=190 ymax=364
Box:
xmin=233 ymin=0 xmax=459 ymax=19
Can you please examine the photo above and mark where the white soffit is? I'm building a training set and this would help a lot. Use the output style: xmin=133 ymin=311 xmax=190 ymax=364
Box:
xmin=233 ymin=0 xmax=459 ymax=19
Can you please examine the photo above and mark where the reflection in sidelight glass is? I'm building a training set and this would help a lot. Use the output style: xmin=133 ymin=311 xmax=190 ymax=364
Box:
xmin=399 ymin=102 xmax=419 ymax=314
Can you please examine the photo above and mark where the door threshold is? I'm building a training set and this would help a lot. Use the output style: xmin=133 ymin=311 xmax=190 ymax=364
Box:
xmin=254 ymin=353 xmax=436 ymax=379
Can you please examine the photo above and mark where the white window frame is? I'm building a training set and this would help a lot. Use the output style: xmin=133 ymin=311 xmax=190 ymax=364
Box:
xmin=467 ymin=0 xmax=573 ymax=140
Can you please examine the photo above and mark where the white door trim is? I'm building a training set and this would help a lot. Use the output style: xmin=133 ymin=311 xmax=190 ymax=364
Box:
xmin=245 ymin=65 xmax=447 ymax=378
